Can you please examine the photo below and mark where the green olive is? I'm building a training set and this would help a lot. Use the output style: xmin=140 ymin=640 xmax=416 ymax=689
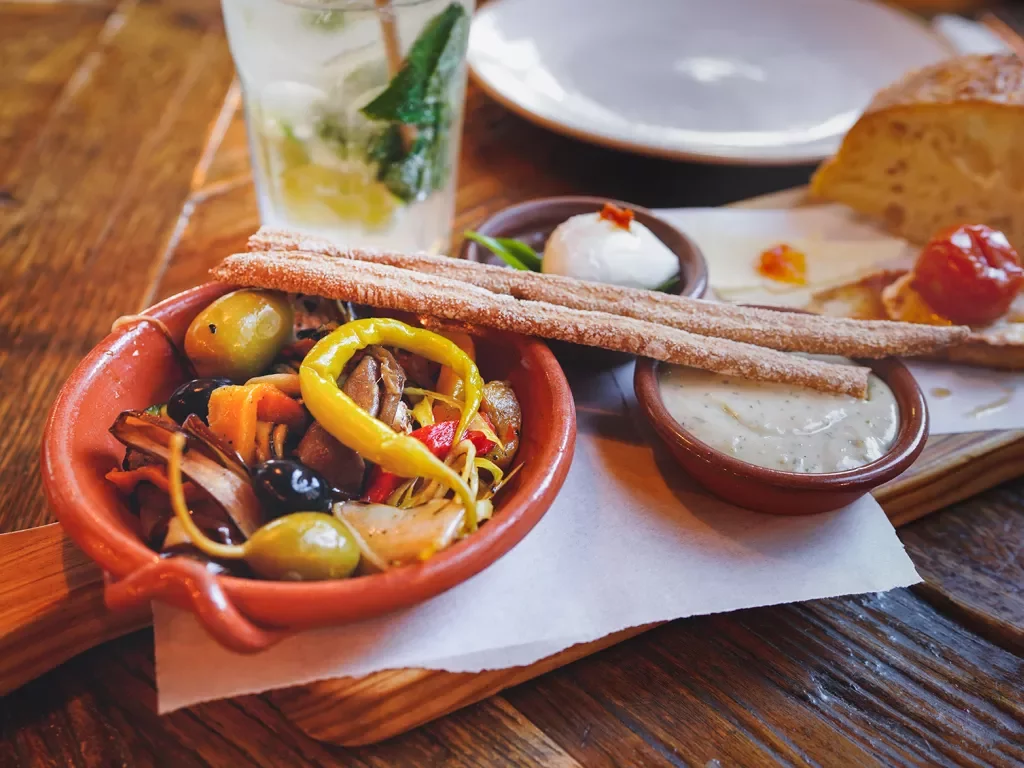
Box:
xmin=185 ymin=290 xmax=294 ymax=381
xmin=243 ymin=512 xmax=360 ymax=581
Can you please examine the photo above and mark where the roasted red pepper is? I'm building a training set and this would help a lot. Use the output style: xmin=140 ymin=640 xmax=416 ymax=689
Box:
xmin=598 ymin=202 xmax=634 ymax=231
xmin=364 ymin=421 xmax=496 ymax=503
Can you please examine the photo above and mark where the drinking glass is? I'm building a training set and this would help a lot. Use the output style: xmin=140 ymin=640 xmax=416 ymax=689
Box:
xmin=221 ymin=0 xmax=474 ymax=253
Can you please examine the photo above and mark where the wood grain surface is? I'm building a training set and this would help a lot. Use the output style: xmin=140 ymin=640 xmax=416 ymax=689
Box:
xmin=1 ymin=0 xmax=1022 ymax=765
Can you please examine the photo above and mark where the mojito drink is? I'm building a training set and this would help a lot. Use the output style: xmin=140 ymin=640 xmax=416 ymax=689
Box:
xmin=221 ymin=0 xmax=473 ymax=252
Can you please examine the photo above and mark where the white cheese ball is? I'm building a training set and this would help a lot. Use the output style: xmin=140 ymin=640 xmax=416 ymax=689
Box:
xmin=541 ymin=212 xmax=679 ymax=289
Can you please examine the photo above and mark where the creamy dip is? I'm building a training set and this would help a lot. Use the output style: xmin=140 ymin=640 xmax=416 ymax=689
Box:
xmin=657 ymin=361 xmax=899 ymax=474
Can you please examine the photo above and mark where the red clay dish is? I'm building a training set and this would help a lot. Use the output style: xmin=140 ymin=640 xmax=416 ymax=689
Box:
xmin=41 ymin=283 xmax=576 ymax=652
xmin=634 ymin=356 xmax=927 ymax=515
xmin=462 ymin=195 xmax=708 ymax=369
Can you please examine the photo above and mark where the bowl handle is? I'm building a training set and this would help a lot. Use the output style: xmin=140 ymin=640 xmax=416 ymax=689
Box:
xmin=104 ymin=557 xmax=284 ymax=653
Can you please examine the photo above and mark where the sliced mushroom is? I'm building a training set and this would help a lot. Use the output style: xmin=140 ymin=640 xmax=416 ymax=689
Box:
xmin=339 ymin=346 xmax=412 ymax=433
xmin=110 ymin=411 xmax=264 ymax=537
xmin=390 ymin=401 xmax=413 ymax=434
xmin=392 ymin=349 xmax=440 ymax=390
xmin=181 ymin=414 xmax=249 ymax=479
xmin=136 ymin=483 xmax=243 ymax=550
xmin=368 ymin=346 xmax=408 ymax=432
xmin=122 ymin=446 xmax=159 ymax=471
xmin=480 ymin=381 xmax=522 ymax=471
xmin=292 ymin=294 xmax=347 ymax=339
xmin=295 ymin=422 xmax=366 ymax=499
xmin=343 ymin=354 xmax=381 ymax=417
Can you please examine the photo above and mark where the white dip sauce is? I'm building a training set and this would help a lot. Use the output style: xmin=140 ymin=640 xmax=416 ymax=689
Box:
xmin=657 ymin=361 xmax=899 ymax=473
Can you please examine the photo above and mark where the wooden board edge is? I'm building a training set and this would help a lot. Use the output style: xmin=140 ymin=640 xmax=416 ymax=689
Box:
xmin=0 ymin=524 xmax=151 ymax=696
xmin=267 ymin=624 xmax=657 ymax=746
xmin=876 ymin=431 xmax=1024 ymax=526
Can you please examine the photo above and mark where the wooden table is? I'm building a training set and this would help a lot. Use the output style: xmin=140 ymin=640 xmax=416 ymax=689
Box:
xmin=2 ymin=1 xmax=1022 ymax=765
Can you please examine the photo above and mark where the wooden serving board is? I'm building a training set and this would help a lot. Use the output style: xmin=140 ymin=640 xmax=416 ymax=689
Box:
xmin=4 ymin=189 xmax=1023 ymax=744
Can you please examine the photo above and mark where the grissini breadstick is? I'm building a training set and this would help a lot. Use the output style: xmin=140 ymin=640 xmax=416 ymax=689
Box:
xmin=212 ymin=250 xmax=871 ymax=397
xmin=249 ymin=227 xmax=969 ymax=357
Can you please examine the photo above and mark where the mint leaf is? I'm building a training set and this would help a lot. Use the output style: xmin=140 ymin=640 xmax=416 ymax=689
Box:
xmin=381 ymin=143 xmax=429 ymax=202
xmin=366 ymin=123 xmax=404 ymax=167
xmin=421 ymin=103 xmax=448 ymax=194
xmin=315 ymin=115 xmax=347 ymax=145
xmin=361 ymin=3 xmax=469 ymax=126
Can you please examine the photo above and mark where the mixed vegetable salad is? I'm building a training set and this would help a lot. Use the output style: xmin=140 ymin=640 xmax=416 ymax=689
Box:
xmin=107 ymin=290 xmax=522 ymax=581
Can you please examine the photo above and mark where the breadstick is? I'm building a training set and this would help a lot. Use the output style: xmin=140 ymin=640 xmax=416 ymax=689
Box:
xmin=249 ymin=227 xmax=968 ymax=357
xmin=213 ymin=250 xmax=871 ymax=397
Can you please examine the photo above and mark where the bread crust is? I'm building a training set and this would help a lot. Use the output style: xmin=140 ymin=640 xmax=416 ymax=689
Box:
xmin=865 ymin=54 xmax=1024 ymax=112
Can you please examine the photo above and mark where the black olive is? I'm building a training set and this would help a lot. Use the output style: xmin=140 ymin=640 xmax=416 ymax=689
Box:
xmin=252 ymin=459 xmax=331 ymax=516
xmin=166 ymin=377 xmax=233 ymax=425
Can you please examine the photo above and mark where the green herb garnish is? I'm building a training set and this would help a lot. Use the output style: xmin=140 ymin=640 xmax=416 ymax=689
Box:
xmin=360 ymin=3 xmax=469 ymax=202
xmin=464 ymin=231 xmax=543 ymax=272
xmin=315 ymin=116 xmax=346 ymax=146
xmin=362 ymin=3 xmax=468 ymax=124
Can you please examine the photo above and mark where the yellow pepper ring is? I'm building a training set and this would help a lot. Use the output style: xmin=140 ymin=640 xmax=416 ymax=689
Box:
xmin=300 ymin=318 xmax=485 ymax=531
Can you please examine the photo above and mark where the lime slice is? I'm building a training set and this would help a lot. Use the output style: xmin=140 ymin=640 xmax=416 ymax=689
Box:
xmin=279 ymin=163 xmax=398 ymax=228
xmin=363 ymin=179 xmax=398 ymax=228
xmin=278 ymin=125 xmax=309 ymax=170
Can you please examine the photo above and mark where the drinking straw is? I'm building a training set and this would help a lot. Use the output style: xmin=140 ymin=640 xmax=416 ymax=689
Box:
xmin=374 ymin=0 xmax=416 ymax=150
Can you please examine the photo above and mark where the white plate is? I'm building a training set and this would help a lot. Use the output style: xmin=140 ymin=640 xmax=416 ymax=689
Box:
xmin=467 ymin=0 xmax=952 ymax=165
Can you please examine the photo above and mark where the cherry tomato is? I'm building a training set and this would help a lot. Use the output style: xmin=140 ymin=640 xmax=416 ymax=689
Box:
xmin=911 ymin=224 xmax=1023 ymax=326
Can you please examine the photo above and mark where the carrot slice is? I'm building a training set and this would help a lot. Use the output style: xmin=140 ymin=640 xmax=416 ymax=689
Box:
xmin=255 ymin=385 xmax=307 ymax=426
xmin=207 ymin=383 xmax=308 ymax=465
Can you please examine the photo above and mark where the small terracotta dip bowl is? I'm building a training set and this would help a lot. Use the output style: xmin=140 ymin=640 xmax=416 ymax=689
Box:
xmin=41 ymin=283 xmax=576 ymax=652
xmin=461 ymin=195 xmax=708 ymax=369
xmin=634 ymin=356 xmax=928 ymax=515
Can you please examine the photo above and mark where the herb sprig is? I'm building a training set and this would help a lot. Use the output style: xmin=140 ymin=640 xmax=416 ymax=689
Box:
xmin=463 ymin=231 xmax=543 ymax=271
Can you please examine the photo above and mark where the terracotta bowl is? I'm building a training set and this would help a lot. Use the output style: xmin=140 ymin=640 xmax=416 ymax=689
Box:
xmin=41 ymin=283 xmax=576 ymax=652
xmin=461 ymin=195 xmax=708 ymax=369
xmin=634 ymin=357 xmax=928 ymax=515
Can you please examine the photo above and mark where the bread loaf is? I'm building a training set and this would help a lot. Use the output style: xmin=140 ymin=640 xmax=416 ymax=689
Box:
xmin=810 ymin=54 xmax=1024 ymax=253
